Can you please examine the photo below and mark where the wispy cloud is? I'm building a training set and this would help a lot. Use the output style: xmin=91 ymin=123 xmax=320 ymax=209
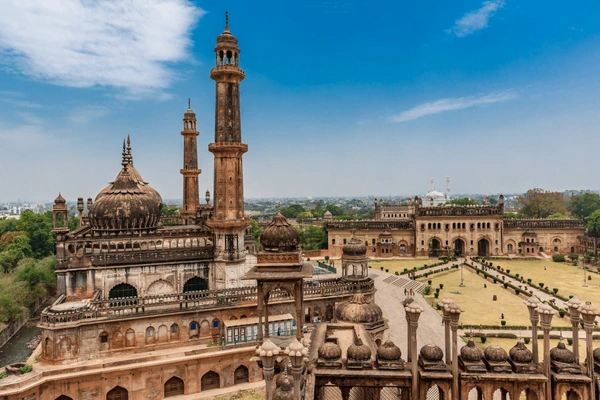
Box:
xmin=0 ymin=91 xmax=42 ymax=108
xmin=447 ymin=0 xmax=505 ymax=38
xmin=68 ymin=105 xmax=111 ymax=124
xmin=0 ymin=0 xmax=204 ymax=95
xmin=390 ymin=90 xmax=518 ymax=122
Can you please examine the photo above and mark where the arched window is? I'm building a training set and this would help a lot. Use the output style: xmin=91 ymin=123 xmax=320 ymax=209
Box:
xmin=56 ymin=396 xmax=74 ymax=400
xmin=212 ymin=319 xmax=220 ymax=329
xmin=183 ymin=277 xmax=208 ymax=292
xmin=146 ymin=327 xmax=155 ymax=344
xmin=201 ymin=371 xmax=220 ymax=391
xmin=106 ymin=386 xmax=128 ymax=400
xmin=189 ymin=321 xmax=199 ymax=338
xmin=170 ymin=324 xmax=179 ymax=341
xmin=109 ymin=283 xmax=137 ymax=299
xmin=164 ymin=376 xmax=184 ymax=397
xmin=234 ymin=365 xmax=249 ymax=384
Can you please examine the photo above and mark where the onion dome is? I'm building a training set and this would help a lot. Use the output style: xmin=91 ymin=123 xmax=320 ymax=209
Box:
xmin=510 ymin=339 xmax=533 ymax=363
xmin=259 ymin=212 xmax=300 ymax=251
xmin=273 ymin=373 xmax=294 ymax=400
xmin=461 ymin=338 xmax=483 ymax=362
xmin=342 ymin=237 xmax=367 ymax=257
xmin=551 ymin=342 xmax=576 ymax=364
xmin=323 ymin=210 xmax=333 ymax=219
xmin=275 ymin=371 xmax=294 ymax=388
xmin=420 ymin=344 xmax=444 ymax=362
xmin=54 ymin=193 xmax=66 ymax=204
xmin=318 ymin=341 xmax=342 ymax=360
xmin=347 ymin=337 xmax=372 ymax=361
xmin=184 ymin=99 xmax=196 ymax=118
xmin=484 ymin=345 xmax=508 ymax=363
xmin=594 ymin=348 xmax=600 ymax=363
xmin=377 ymin=339 xmax=402 ymax=361
xmin=88 ymin=139 xmax=162 ymax=232
xmin=335 ymin=293 xmax=383 ymax=324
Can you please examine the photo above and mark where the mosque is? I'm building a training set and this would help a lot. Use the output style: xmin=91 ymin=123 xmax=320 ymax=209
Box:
xmin=0 ymin=13 xmax=599 ymax=400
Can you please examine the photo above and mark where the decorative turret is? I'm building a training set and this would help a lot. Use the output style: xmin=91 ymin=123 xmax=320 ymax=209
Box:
xmin=52 ymin=193 xmax=69 ymax=234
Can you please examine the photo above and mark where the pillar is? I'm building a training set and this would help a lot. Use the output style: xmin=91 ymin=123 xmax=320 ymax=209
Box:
xmin=541 ymin=321 xmax=551 ymax=400
xmin=411 ymin=318 xmax=419 ymax=400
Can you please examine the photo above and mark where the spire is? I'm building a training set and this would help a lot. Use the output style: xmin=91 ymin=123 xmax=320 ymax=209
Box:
xmin=188 ymin=97 xmax=191 ymax=110
xmin=121 ymin=139 xmax=128 ymax=168
xmin=224 ymin=10 xmax=229 ymax=32
xmin=126 ymin=135 xmax=133 ymax=164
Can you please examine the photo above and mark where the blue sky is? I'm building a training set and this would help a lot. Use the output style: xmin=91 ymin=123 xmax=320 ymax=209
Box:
xmin=0 ymin=0 xmax=599 ymax=202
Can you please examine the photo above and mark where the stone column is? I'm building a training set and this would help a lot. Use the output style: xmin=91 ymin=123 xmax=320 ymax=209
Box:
xmin=566 ymin=296 xmax=582 ymax=365
xmin=441 ymin=297 xmax=454 ymax=364
xmin=257 ymin=284 xmax=264 ymax=342
xmin=405 ymin=299 xmax=412 ymax=362
xmin=537 ymin=303 xmax=555 ymax=400
xmin=257 ymin=339 xmax=279 ymax=400
xmin=295 ymin=283 xmax=303 ymax=340
xmin=405 ymin=302 xmax=422 ymax=400
xmin=447 ymin=302 xmax=463 ymax=400
xmin=524 ymin=296 xmax=541 ymax=365
xmin=580 ymin=302 xmax=598 ymax=400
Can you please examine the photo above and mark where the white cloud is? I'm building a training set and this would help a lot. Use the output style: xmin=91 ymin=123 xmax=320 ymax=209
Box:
xmin=390 ymin=90 xmax=517 ymax=122
xmin=68 ymin=105 xmax=110 ymax=124
xmin=448 ymin=0 xmax=505 ymax=38
xmin=0 ymin=0 xmax=204 ymax=94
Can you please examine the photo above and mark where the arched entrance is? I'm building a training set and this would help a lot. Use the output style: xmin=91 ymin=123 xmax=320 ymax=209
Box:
xmin=109 ymin=283 xmax=137 ymax=299
xmin=477 ymin=239 xmax=490 ymax=257
xmin=234 ymin=365 xmax=249 ymax=384
xmin=183 ymin=277 xmax=208 ymax=292
xmin=201 ymin=371 xmax=220 ymax=391
xmin=106 ymin=386 xmax=128 ymax=400
xmin=164 ymin=377 xmax=184 ymax=397
xmin=429 ymin=238 xmax=441 ymax=257
xmin=453 ymin=239 xmax=464 ymax=257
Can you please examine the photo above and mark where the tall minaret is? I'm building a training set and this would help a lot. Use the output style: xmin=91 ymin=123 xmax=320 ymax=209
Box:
xmin=180 ymin=99 xmax=201 ymax=223
xmin=207 ymin=12 xmax=250 ymax=289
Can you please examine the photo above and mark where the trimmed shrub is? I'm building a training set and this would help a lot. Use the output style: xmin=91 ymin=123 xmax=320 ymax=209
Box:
xmin=515 ymin=273 xmax=519 ymax=278
xmin=480 ymin=335 xmax=487 ymax=344
xmin=503 ymin=283 xmax=508 ymax=289
xmin=324 ymin=255 xmax=330 ymax=261
xmin=404 ymin=268 xmax=408 ymax=272
xmin=567 ymin=338 xmax=573 ymax=345
xmin=539 ymin=282 xmax=544 ymax=288
xmin=553 ymin=288 xmax=559 ymax=294
xmin=434 ymin=292 xmax=439 ymax=299
xmin=506 ymin=269 xmax=510 ymax=274
xmin=439 ymin=284 xmax=444 ymax=289
xmin=395 ymin=271 xmax=399 ymax=276
xmin=524 ymin=337 xmax=531 ymax=344
xmin=501 ymin=320 xmax=506 ymax=326
xmin=552 ymin=253 xmax=566 ymax=262
xmin=435 ymin=288 xmax=440 ymax=293
xmin=380 ymin=267 xmax=384 ymax=271
xmin=385 ymin=269 xmax=389 ymax=273
xmin=527 ymin=278 xmax=532 ymax=284
xmin=559 ymin=310 xmax=565 ymax=318
xmin=428 ymin=279 xmax=432 ymax=285
xmin=423 ymin=286 xmax=431 ymax=295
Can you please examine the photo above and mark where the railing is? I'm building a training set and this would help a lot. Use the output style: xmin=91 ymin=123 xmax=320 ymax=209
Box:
xmin=57 ymin=248 xmax=213 ymax=269
xmin=327 ymin=220 xmax=414 ymax=230
xmin=40 ymin=278 xmax=374 ymax=326
xmin=316 ymin=262 xmax=337 ymax=274
xmin=503 ymin=219 xmax=584 ymax=230
xmin=416 ymin=204 xmax=503 ymax=217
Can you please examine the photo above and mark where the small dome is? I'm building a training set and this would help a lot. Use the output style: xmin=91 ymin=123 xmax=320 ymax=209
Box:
xmin=377 ymin=339 xmax=402 ymax=361
xmin=335 ymin=293 xmax=383 ymax=324
xmin=323 ymin=210 xmax=333 ymax=219
xmin=259 ymin=212 xmax=300 ymax=251
xmin=216 ymin=13 xmax=239 ymax=46
xmin=347 ymin=337 xmax=371 ymax=361
xmin=551 ymin=342 xmax=576 ymax=364
xmin=484 ymin=345 xmax=508 ymax=363
xmin=318 ymin=341 xmax=342 ymax=360
xmin=420 ymin=344 xmax=444 ymax=362
xmin=273 ymin=373 xmax=294 ymax=400
xmin=461 ymin=338 xmax=483 ymax=362
xmin=184 ymin=106 xmax=196 ymax=119
xmin=275 ymin=372 xmax=294 ymax=389
xmin=510 ymin=339 xmax=533 ymax=364
xmin=342 ymin=237 xmax=367 ymax=257
xmin=594 ymin=348 xmax=600 ymax=363
xmin=54 ymin=193 xmax=66 ymax=204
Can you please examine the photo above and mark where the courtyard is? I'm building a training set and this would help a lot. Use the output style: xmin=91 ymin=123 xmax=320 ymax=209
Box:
xmin=484 ymin=259 xmax=600 ymax=305
xmin=418 ymin=268 xmax=571 ymax=327
xmin=369 ymin=258 xmax=441 ymax=274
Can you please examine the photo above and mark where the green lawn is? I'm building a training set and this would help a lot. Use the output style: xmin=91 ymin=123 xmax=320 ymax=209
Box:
xmin=418 ymin=268 xmax=571 ymax=327
xmin=487 ymin=259 xmax=600 ymax=305
xmin=369 ymin=258 xmax=439 ymax=274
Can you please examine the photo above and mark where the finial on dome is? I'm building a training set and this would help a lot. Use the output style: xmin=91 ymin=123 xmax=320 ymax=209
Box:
xmin=188 ymin=97 xmax=191 ymax=109
xmin=126 ymin=135 xmax=133 ymax=164
xmin=121 ymin=139 xmax=128 ymax=167
xmin=225 ymin=10 xmax=229 ymax=31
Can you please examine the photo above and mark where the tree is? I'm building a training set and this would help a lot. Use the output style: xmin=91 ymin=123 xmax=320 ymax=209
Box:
xmin=160 ymin=204 xmax=180 ymax=217
xmin=0 ymin=233 xmax=32 ymax=272
xmin=568 ymin=193 xmax=600 ymax=220
xmin=297 ymin=225 xmax=327 ymax=250
xmin=325 ymin=204 xmax=344 ymax=217
xmin=517 ymin=189 xmax=567 ymax=219
xmin=503 ymin=213 xmax=525 ymax=219
xmin=548 ymin=212 xmax=569 ymax=219
xmin=68 ymin=215 xmax=79 ymax=231
xmin=313 ymin=201 xmax=324 ymax=218
xmin=280 ymin=205 xmax=305 ymax=218
xmin=586 ymin=209 xmax=600 ymax=257
xmin=448 ymin=198 xmax=477 ymax=206
xmin=19 ymin=210 xmax=53 ymax=258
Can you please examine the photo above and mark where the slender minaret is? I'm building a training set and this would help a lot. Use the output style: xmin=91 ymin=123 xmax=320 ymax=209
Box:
xmin=207 ymin=12 xmax=250 ymax=288
xmin=180 ymin=99 xmax=202 ymax=224
xmin=446 ymin=176 xmax=451 ymax=202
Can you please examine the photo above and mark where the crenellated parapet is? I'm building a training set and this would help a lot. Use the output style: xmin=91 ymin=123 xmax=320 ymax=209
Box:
xmin=503 ymin=219 xmax=584 ymax=230
xmin=327 ymin=220 xmax=414 ymax=231
xmin=416 ymin=204 xmax=503 ymax=217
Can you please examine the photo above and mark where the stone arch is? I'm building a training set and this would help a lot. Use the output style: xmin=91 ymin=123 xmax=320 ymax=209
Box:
xmin=99 ymin=331 xmax=109 ymax=351
xmin=506 ymin=239 xmax=516 ymax=254
xmin=183 ymin=276 xmax=208 ymax=292
xmin=111 ymin=330 xmax=123 ymax=349
xmin=106 ymin=385 xmax=128 ymax=400
xmin=164 ymin=376 xmax=184 ymax=397
xmin=108 ymin=283 xmax=138 ymax=299
xmin=326 ymin=305 xmax=334 ymax=321
xmin=426 ymin=384 xmax=444 ymax=400
xmin=157 ymin=324 xmax=168 ymax=343
xmin=519 ymin=389 xmax=538 ymax=400
xmin=146 ymin=279 xmax=175 ymax=295
xmin=560 ymin=389 xmax=582 ymax=400
xmin=201 ymin=370 xmax=220 ymax=391
xmin=58 ymin=337 xmax=72 ymax=358
xmin=170 ymin=323 xmax=179 ymax=341
xmin=428 ymin=237 xmax=442 ymax=257
xmin=200 ymin=320 xmax=210 ymax=337
xmin=44 ymin=337 xmax=53 ymax=358
xmin=55 ymin=396 xmax=74 ymax=400
xmin=189 ymin=321 xmax=199 ymax=338
xmin=145 ymin=326 xmax=156 ymax=344
xmin=468 ymin=386 xmax=483 ymax=400
xmin=125 ymin=328 xmax=135 ymax=347
xmin=452 ymin=237 xmax=466 ymax=256
xmin=234 ymin=365 xmax=249 ymax=384
xmin=493 ymin=387 xmax=511 ymax=400
xmin=477 ymin=238 xmax=490 ymax=257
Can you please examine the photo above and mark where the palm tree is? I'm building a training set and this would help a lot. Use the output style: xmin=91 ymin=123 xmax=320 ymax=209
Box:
xmin=586 ymin=209 xmax=600 ymax=257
